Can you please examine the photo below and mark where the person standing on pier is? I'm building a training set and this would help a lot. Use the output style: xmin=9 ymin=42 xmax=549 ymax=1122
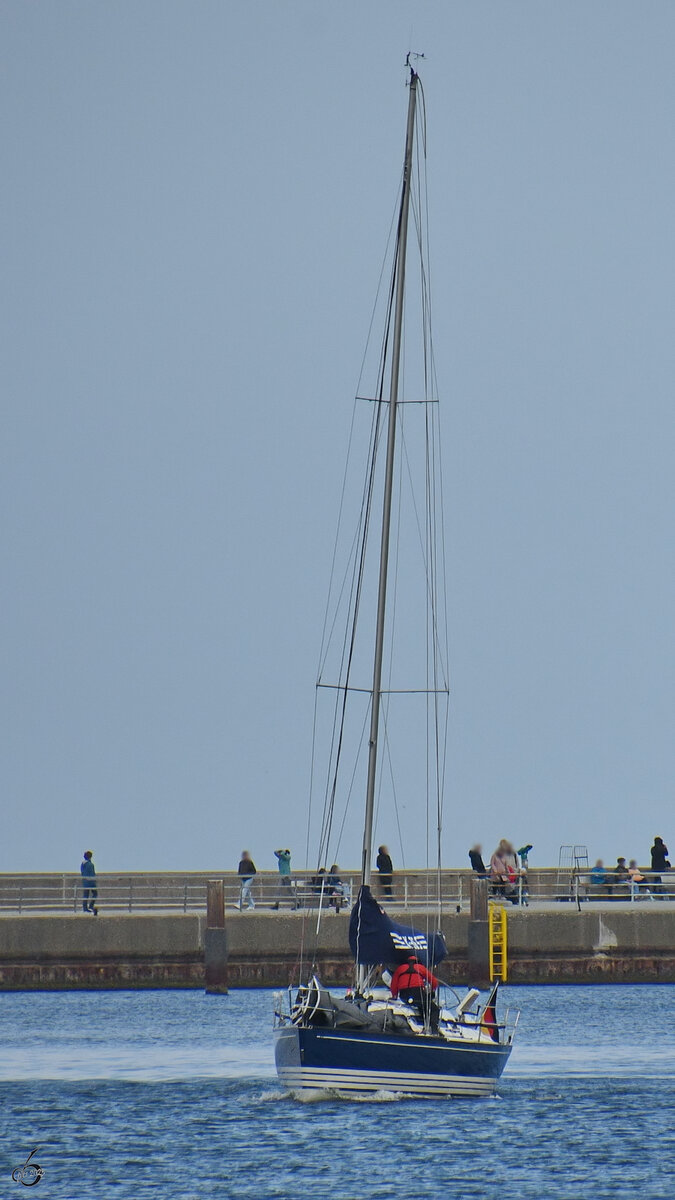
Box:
xmin=469 ymin=845 xmax=487 ymax=877
xmin=376 ymin=845 xmax=393 ymax=899
xmin=80 ymin=850 xmax=98 ymax=915
xmin=237 ymin=851 xmax=256 ymax=910
xmin=272 ymin=849 xmax=296 ymax=909
xmin=650 ymin=836 xmax=670 ymax=896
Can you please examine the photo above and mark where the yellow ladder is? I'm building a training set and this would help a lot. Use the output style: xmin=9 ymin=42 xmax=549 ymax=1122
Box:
xmin=488 ymin=903 xmax=508 ymax=982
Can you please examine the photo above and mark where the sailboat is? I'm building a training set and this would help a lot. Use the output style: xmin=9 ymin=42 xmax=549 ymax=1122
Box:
xmin=273 ymin=63 xmax=517 ymax=1098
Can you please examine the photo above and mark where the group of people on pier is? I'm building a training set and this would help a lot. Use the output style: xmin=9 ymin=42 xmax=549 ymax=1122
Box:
xmin=469 ymin=840 xmax=532 ymax=905
xmin=590 ymin=837 xmax=670 ymax=898
xmin=235 ymin=845 xmax=394 ymax=911
xmin=231 ymin=835 xmax=670 ymax=912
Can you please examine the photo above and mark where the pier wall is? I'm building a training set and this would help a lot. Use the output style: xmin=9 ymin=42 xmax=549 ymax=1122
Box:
xmin=0 ymin=916 xmax=205 ymax=989
xmin=0 ymin=908 xmax=673 ymax=989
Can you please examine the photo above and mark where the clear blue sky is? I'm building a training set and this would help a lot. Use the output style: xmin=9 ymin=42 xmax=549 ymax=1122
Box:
xmin=3 ymin=1 xmax=674 ymax=872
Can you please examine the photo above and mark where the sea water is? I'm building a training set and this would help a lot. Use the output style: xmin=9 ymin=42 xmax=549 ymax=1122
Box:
xmin=0 ymin=985 xmax=673 ymax=1199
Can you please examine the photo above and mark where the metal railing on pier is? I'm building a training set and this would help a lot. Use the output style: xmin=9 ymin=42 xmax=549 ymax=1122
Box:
xmin=0 ymin=868 xmax=672 ymax=914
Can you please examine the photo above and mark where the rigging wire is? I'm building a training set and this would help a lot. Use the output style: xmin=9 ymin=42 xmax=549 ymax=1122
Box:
xmin=314 ymin=237 xmax=399 ymax=869
xmin=311 ymin=71 xmax=451 ymax=899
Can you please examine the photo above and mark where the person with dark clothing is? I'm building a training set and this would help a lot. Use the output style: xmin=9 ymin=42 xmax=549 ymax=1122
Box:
xmin=327 ymin=864 xmax=345 ymax=911
xmin=390 ymin=955 xmax=440 ymax=1032
xmin=237 ymin=851 xmax=256 ymax=910
xmin=650 ymin=837 xmax=669 ymax=870
xmin=310 ymin=867 xmax=327 ymax=894
xmin=80 ymin=851 xmax=98 ymax=915
xmin=376 ymin=845 xmax=393 ymax=899
xmin=650 ymin=837 xmax=670 ymax=896
xmin=612 ymin=857 xmax=630 ymax=898
xmin=469 ymin=845 xmax=487 ymax=876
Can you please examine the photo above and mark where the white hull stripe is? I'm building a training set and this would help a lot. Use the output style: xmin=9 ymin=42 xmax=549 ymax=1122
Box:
xmin=277 ymin=1066 xmax=497 ymax=1096
xmin=314 ymin=1032 xmax=503 ymax=1053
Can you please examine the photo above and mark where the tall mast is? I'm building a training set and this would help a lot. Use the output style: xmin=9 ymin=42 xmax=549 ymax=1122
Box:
xmin=360 ymin=68 xmax=418 ymax=891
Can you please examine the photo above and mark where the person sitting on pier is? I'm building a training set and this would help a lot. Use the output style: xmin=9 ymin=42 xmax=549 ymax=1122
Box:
xmin=612 ymin=857 xmax=630 ymax=898
xmin=390 ymin=954 xmax=440 ymax=1033
xmin=590 ymin=859 xmax=609 ymax=897
xmin=326 ymin=865 xmax=347 ymax=911
xmin=628 ymin=860 xmax=651 ymax=901
xmin=310 ymin=867 xmax=327 ymax=894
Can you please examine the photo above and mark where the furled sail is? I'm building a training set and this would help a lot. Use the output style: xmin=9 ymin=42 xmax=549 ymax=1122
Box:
xmin=348 ymin=885 xmax=447 ymax=968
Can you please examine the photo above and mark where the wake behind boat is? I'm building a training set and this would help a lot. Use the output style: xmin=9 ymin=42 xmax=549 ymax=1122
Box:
xmin=274 ymin=62 xmax=518 ymax=1098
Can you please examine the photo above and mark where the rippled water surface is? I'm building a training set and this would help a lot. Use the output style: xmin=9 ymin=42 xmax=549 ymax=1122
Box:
xmin=1 ymin=985 xmax=673 ymax=1198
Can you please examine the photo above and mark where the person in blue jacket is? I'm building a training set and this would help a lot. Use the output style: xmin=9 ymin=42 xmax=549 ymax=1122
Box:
xmin=80 ymin=850 xmax=98 ymax=915
xmin=272 ymin=849 xmax=297 ymax=909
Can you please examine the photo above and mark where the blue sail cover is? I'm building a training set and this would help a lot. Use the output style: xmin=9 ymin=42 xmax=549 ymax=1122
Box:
xmin=348 ymin=885 xmax=447 ymax=968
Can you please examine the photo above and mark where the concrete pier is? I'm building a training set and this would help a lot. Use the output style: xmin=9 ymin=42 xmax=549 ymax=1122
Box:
xmin=0 ymin=905 xmax=673 ymax=989
xmin=0 ymin=914 xmax=204 ymax=989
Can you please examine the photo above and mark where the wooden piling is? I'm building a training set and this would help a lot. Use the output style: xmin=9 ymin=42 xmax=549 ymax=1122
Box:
xmin=205 ymin=879 xmax=228 ymax=994
xmin=467 ymin=877 xmax=490 ymax=988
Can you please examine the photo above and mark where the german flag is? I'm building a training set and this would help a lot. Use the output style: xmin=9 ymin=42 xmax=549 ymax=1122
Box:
xmin=481 ymin=982 xmax=500 ymax=1043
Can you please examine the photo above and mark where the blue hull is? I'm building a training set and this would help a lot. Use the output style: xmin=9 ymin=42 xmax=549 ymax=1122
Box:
xmin=275 ymin=1023 xmax=511 ymax=1097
